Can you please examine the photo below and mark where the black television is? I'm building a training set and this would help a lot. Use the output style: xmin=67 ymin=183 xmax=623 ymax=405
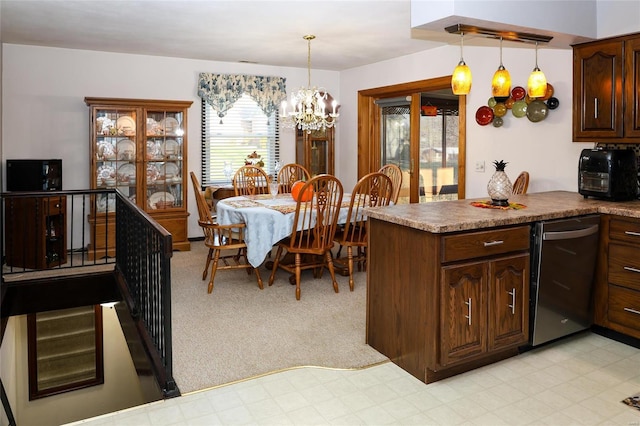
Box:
xmin=6 ymin=159 xmax=62 ymax=191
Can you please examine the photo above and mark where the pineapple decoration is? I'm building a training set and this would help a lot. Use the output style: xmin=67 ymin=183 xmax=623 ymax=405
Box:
xmin=487 ymin=160 xmax=513 ymax=206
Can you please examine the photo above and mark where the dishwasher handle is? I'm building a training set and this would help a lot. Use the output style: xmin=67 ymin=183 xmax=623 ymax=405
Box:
xmin=543 ymin=224 xmax=599 ymax=241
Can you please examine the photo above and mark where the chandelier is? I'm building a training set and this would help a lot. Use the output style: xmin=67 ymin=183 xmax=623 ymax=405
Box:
xmin=281 ymin=35 xmax=339 ymax=133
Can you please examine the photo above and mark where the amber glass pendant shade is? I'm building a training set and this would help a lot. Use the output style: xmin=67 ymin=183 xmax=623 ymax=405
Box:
xmin=452 ymin=62 xmax=472 ymax=95
xmin=491 ymin=66 xmax=511 ymax=97
xmin=451 ymin=32 xmax=472 ymax=95
xmin=491 ymin=37 xmax=511 ymax=98
xmin=527 ymin=69 xmax=547 ymax=98
xmin=527 ymin=42 xmax=547 ymax=98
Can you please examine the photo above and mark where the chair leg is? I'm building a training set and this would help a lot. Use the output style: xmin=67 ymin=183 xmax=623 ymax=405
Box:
xmin=203 ymin=248 xmax=214 ymax=280
xmin=347 ymin=246 xmax=355 ymax=292
xmin=208 ymin=249 xmax=221 ymax=294
xmin=254 ymin=267 xmax=264 ymax=290
xmin=295 ymin=253 xmax=302 ymax=300
xmin=268 ymin=246 xmax=284 ymax=286
xmin=325 ymin=251 xmax=340 ymax=294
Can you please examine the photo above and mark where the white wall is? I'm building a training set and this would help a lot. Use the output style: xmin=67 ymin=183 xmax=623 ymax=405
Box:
xmin=2 ymin=44 xmax=340 ymax=240
xmin=339 ymin=43 xmax=593 ymax=198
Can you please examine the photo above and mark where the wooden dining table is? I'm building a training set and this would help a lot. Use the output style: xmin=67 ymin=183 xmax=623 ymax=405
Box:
xmin=216 ymin=193 xmax=352 ymax=268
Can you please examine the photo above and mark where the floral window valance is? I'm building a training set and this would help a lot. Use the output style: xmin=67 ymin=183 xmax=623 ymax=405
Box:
xmin=197 ymin=73 xmax=287 ymax=120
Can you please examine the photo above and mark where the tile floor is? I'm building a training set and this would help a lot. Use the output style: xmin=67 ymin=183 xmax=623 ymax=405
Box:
xmin=69 ymin=331 xmax=639 ymax=425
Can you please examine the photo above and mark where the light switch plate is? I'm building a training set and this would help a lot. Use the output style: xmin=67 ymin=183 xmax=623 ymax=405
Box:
xmin=475 ymin=161 xmax=485 ymax=172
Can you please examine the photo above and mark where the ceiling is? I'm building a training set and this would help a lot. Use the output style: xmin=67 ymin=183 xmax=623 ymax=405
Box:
xmin=0 ymin=0 xmax=461 ymax=71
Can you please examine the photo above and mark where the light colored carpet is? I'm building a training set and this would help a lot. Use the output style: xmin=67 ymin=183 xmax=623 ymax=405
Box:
xmin=170 ymin=241 xmax=389 ymax=394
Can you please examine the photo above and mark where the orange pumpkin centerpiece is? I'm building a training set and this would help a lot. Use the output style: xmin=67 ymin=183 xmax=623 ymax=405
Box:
xmin=291 ymin=180 xmax=313 ymax=202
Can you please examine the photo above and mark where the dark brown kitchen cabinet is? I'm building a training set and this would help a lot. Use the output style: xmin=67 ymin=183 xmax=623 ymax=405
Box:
xmin=367 ymin=219 xmax=529 ymax=384
xmin=440 ymin=253 xmax=529 ymax=368
xmin=592 ymin=215 xmax=640 ymax=339
xmin=5 ymin=196 xmax=67 ymax=269
xmin=573 ymin=32 xmax=640 ymax=142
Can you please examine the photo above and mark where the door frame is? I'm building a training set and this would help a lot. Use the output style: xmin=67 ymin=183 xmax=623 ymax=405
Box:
xmin=357 ymin=76 xmax=466 ymax=201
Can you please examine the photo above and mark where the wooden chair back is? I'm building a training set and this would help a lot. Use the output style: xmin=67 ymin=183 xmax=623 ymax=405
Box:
xmin=287 ymin=174 xmax=344 ymax=254
xmin=190 ymin=171 xmax=262 ymax=292
xmin=190 ymin=172 xmax=214 ymax=223
xmin=335 ymin=172 xmax=393 ymax=290
xmin=277 ymin=163 xmax=311 ymax=193
xmin=378 ymin=164 xmax=402 ymax=204
xmin=233 ymin=165 xmax=270 ymax=196
xmin=512 ymin=171 xmax=530 ymax=194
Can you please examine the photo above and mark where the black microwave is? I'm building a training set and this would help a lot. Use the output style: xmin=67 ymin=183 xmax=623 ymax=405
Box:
xmin=578 ymin=149 xmax=637 ymax=201
xmin=6 ymin=159 xmax=62 ymax=191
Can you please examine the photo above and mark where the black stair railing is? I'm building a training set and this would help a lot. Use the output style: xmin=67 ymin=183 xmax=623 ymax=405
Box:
xmin=113 ymin=194 xmax=179 ymax=397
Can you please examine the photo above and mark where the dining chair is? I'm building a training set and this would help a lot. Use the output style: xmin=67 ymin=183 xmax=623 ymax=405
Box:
xmin=378 ymin=164 xmax=403 ymax=204
xmin=334 ymin=172 xmax=393 ymax=291
xmin=277 ymin=163 xmax=311 ymax=193
xmin=190 ymin=172 xmax=263 ymax=293
xmin=512 ymin=171 xmax=530 ymax=194
xmin=233 ymin=165 xmax=270 ymax=196
xmin=268 ymin=174 xmax=344 ymax=300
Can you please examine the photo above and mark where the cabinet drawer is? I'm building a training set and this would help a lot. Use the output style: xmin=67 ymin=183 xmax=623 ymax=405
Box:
xmin=608 ymin=285 xmax=640 ymax=331
xmin=43 ymin=196 xmax=65 ymax=215
xmin=442 ymin=226 xmax=530 ymax=263
xmin=609 ymin=218 xmax=640 ymax=245
xmin=608 ymin=243 xmax=640 ymax=291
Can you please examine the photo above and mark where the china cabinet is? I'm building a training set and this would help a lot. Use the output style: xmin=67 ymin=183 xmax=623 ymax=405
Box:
xmin=295 ymin=127 xmax=334 ymax=177
xmin=85 ymin=97 xmax=192 ymax=259
xmin=572 ymin=32 xmax=640 ymax=142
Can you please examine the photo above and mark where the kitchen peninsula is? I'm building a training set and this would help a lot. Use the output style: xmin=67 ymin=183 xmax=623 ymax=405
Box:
xmin=366 ymin=191 xmax=640 ymax=384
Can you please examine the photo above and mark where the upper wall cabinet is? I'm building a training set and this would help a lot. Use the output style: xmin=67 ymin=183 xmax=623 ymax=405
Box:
xmin=572 ymin=32 xmax=640 ymax=143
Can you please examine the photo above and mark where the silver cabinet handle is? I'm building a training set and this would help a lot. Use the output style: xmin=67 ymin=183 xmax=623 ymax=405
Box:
xmin=623 ymin=307 xmax=640 ymax=316
xmin=623 ymin=266 xmax=640 ymax=274
xmin=624 ymin=231 xmax=640 ymax=237
xmin=464 ymin=298 xmax=472 ymax=325
xmin=483 ymin=240 xmax=504 ymax=247
xmin=508 ymin=288 xmax=516 ymax=314
xmin=594 ymin=98 xmax=599 ymax=119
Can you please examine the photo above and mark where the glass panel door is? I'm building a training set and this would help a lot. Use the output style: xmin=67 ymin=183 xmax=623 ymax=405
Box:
xmin=380 ymin=101 xmax=411 ymax=204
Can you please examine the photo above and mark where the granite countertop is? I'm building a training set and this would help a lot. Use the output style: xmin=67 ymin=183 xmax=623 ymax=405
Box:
xmin=366 ymin=190 xmax=640 ymax=233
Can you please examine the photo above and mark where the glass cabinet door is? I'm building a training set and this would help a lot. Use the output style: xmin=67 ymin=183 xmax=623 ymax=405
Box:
xmin=144 ymin=110 xmax=185 ymax=211
xmin=94 ymin=108 xmax=137 ymax=212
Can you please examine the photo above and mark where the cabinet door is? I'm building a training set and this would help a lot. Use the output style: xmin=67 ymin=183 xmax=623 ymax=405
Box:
xmin=573 ymin=41 xmax=624 ymax=139
xmin=440 ymin=261 xmax=487 ymax=366
xmin=145 ymin=110 xmax=185 ymax=211
xmin=624 ymin=37 xmax=640 ymax=138
xmin=488 ymin=254 xmax=529 ymax=350
xmin=296 ymin=127 xmax=334 ymax=176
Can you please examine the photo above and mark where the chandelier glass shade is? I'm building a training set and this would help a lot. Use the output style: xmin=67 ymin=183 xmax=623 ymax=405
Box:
xmin=527 ymin=42 xmax=548 ymax=98
xmin=451 ymin=32 xmax=472 ymax=95
xmin=281 ymin=35 xmax=338 ymax=133
xmin=491 ymin=37 xmax=511 ymax=98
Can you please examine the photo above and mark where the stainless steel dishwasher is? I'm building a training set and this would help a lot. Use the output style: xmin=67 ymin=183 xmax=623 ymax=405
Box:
xmin=530 ymin=214 xmax=601 ymax=346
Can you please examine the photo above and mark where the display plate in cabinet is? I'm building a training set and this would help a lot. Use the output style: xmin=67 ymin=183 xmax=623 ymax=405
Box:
xmin=441 ymin=226 xmax=530 ymax=263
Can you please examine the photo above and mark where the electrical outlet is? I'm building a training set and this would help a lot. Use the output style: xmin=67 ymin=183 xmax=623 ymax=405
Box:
xmin=475 ymin=161 xmax=485 ymax=172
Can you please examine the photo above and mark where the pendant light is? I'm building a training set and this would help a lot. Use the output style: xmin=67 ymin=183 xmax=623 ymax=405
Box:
xmin=527 ymin=41 xmax=547 ymax=98
xmin=491 ymin=37 xmax=511 ymax=98
xmin=451 ymin=32 xmax=472 ymax=95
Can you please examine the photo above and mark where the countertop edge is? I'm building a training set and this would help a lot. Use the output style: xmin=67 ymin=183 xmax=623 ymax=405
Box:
xmin=366 ymin=191 xmax=640 ymax=233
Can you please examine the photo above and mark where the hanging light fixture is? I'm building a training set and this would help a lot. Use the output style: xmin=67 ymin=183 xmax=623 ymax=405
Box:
xmin=451 ymin=31 xmax=472 ymax=95
xmin=527 ymin=41 xmax=547 ymax=98
xmin=491 ymin=37 xmax=511 ymax=98
xmin=281 ymin=35 xmax=339 ymax=133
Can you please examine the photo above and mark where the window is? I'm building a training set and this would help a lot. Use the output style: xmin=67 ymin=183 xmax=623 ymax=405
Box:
xmin=201 ymin=94 xmax=280 ymax=186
